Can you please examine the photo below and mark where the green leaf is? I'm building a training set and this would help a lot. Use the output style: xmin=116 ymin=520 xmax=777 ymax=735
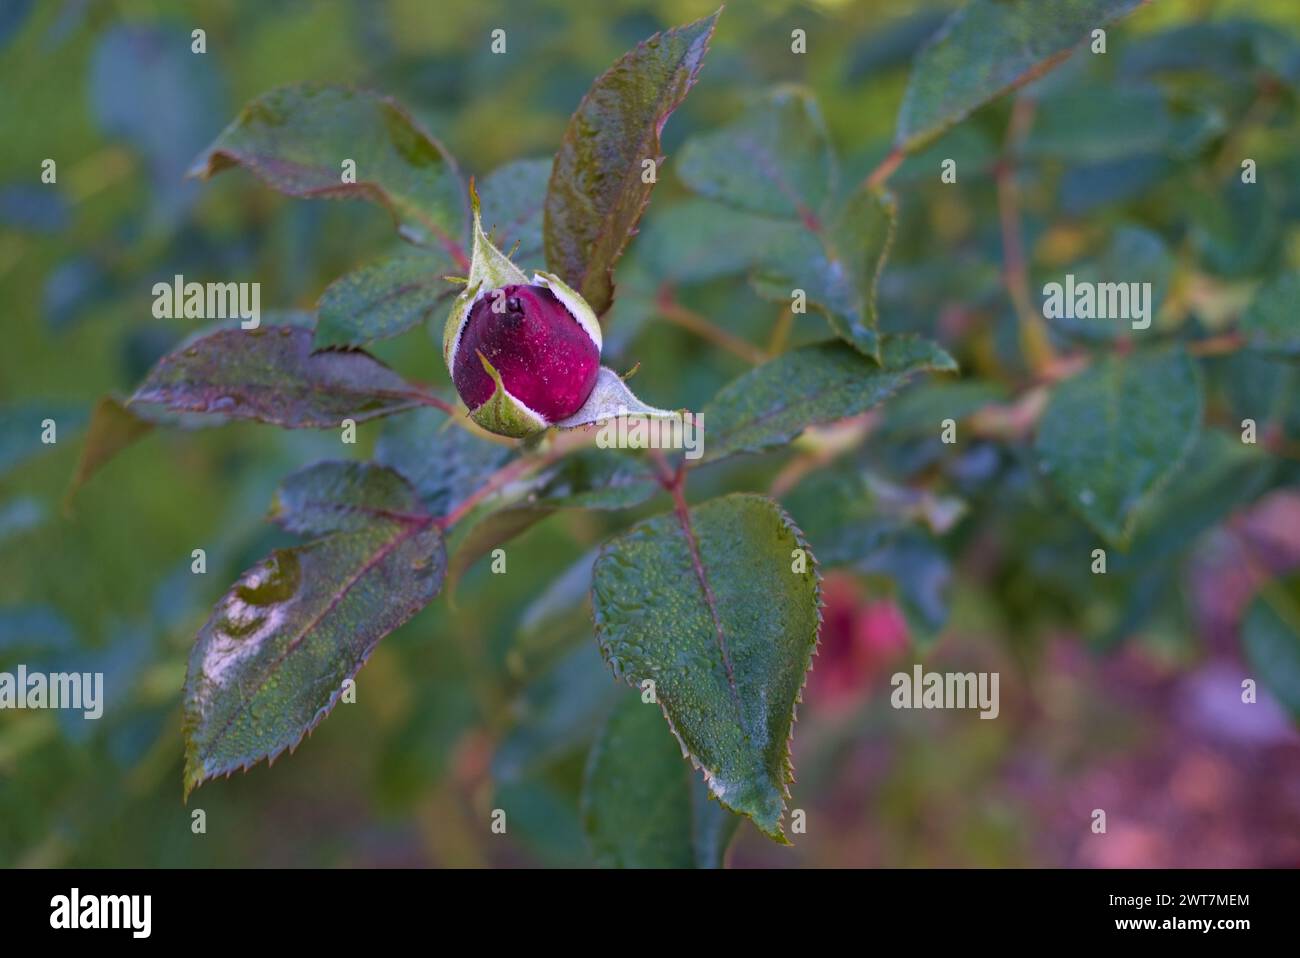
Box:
xmin=1242 ymin=575 xmax=1300 ymax=721
xmin=494 ymin=779 xmax=591 ymax=866
xmin=783 ymin=463 xmax=965 ymax=565
xmin=315 ymin=249 xmax=457 ymax=349
xmin=582 ymin=692 xmax=741 ymax=868
xmin=698 ymin=337 xmax=957 ymax=465
xmin=676 ymin=89 xmax=894 ymax=357
xmin=858 ymin=532 xmax=953 ymax=646
xmin=677 ymin=85 xmax=836 ymax=221
xmin=269 ymin=460 xmax=431 ymax=534
xmin=130 ymin=326 xmax=432 ymax=428
xmin=512 ymin=550 xmax=600 ymax=675
xmin=780 ymin=464 xmax=961 ymax=647
xmin=1217 ymin=351 xmax=1300 ymax=439
xmin=891 ymin=124 xmax=999 ymax=185
xmin=1120 ymin=430 xmax=1273 ymax=565
xmin=183 ymin=463 xmax=443 ymax=797
xmin=447 ymin=449 xmax=659 ymax=589
xmin=1060 ymin=155 xmax=1172 ymax=217
xmin=374 ymin=408 xmax=513 ymax=518
xmin=544 ymin=9 xmax=720 ymax=316
xmin=1241 ymin=271 xmax=1300 ymax=358
xmin=65 ymin=396 xmax=154 ymax=503
xmin=492 ymin=644 xmax=623 ymax=785
xmin=895 ymin=0 xmax=1145 ymax=153
xmin=778 ymin=184 xmax=896 ymax=359
xmin=1120 ymin=20 xmax=1293 ymax=84
xmin=1035 ymin=346 xmax=1204 ymax=547
xmin=478 ymin=158 xmax=551 ymax=267
xmin=1189 ymin=178 xmax=1283 ymax=279
xmin=1038 ymin=226 xmax=1173 ymax=343
xmin=876 ymin=379 xmax=1007 ymax=440
xmin=591 ymin=493 xmax=821 ymax=840
xmin=188 ymin=84 xmax=467 ymax=260
xmin=641 ymin=198 xmax=813 ymax=284
xmin=846 ymin=10 xmax=952 ymax=81
xmin=1021 ymin=84 xmax=1172 ymax=163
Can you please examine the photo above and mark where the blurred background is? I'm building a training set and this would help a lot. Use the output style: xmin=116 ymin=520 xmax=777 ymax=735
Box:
xmin=2 ymin=0 xmax=1299 ymax=867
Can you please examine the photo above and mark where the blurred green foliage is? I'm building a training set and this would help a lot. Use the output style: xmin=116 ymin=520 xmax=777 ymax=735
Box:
xmin=2 ymin=0 xmax=1299 ymax=867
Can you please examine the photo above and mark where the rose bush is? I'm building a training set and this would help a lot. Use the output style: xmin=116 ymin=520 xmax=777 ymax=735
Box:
xmin=23 ymin=0 xmax=1296 ymax=867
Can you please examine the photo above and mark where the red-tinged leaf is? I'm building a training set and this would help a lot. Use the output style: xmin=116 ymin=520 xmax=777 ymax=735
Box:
xmin=188 ymin=84 xmax=468 ymax=265
xmin=183 ymin=462 xmax=443 ymax=798
xmin=130 ymin=325 xmax=442 ymax=428
xmin=544 ymin=9 xmax=721 ymax=316
xmin=269 ymin=460 xmax=434 ymax=534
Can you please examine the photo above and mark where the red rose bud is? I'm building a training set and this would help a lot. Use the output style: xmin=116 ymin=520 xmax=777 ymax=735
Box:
xmin=444 ymin=181 xmax=604 ymax=438
xmin=452 ymin=283 xmax=600 ymax=423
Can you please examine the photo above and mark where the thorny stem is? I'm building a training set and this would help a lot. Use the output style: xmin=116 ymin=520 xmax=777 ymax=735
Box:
xmin=412 ymin=389 xmax=457 ymax=416
xmin=1187 ymin=332 xmax=1246 ymax=357
xmin=864 ymin=146 xmax=904 ymax=193
xmin=438 ymin=456 xmax=536 ymax=530
xmin=767 ymin=305 xmax=795 ymax=355
xmin=997 ymin=95 xmax=1057 ymax=377
xmin=656 ymin=285 xmax=769 ymax=365
xmin=412 ymin=208 xmax=471 ymax=273
xmin=647 ymin=447 xmax=684 ymax=492
xmin=438 ymin=427 xmax=597 ymax=529
xmin=410 ymin=389 xmax=517 ymax=446
xmin=648 ymin=448 xmax=692 ymax=525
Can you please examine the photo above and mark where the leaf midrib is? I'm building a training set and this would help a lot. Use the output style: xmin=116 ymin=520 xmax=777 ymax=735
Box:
xmin=670 ymin=499 xmax=746 ymax=745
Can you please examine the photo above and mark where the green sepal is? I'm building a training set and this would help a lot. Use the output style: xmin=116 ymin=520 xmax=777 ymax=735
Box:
xmin=555 ymin=367 xmax=680 ymax=429
xmin=469 ymin=351 xmax=548 ymax=439
xmin=443 ymin=180 xmax=530 ymax=372
xmin=531 ymin=270 xmax=602 ymax=352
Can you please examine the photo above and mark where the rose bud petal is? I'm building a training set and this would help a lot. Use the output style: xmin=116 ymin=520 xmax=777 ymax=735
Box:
xmin=452 ymin=282 xmax=600 ymax=424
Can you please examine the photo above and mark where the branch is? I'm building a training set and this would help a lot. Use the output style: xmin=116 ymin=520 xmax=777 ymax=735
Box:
xmin=767 ymin=305 xmax=794 ymax=356
xmin=411 ymin=389 xmax=457 ymax=416
xmin=656 ymin=286 xmax=769 ymax=365
xmin=1187 ymin=332 xmax=1246 ymax=357
xmin=438 ymin=426 xmax=598 ymax=529
xmin=997 ymin=96 xmax=1056 ymax=377
xmin=864 ymin=146 xmax=904 ymax=193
